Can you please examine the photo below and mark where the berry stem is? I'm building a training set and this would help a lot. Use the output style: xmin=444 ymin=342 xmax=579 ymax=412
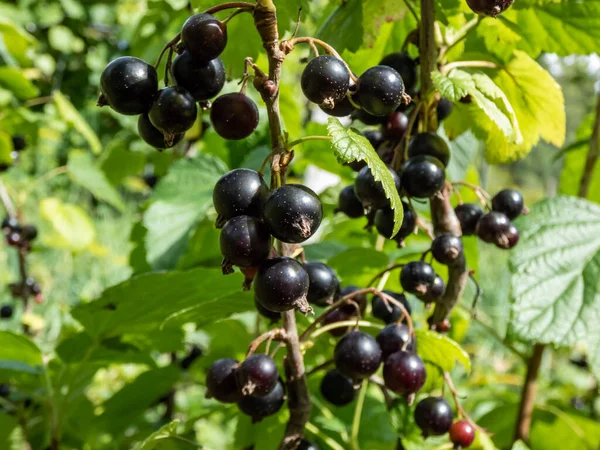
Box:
xmin=402 ymin=0 xmax=419 ymax=22
xmin=287 ymin=135 xmax=332 ymax=149
xmin=578 ymin=93 xmax=600 ymax=198
xmin=351 ymin=381 xmax=368 ymax=450
xmin=444 ymin=372 xmax=486 ymax=433
xmin=367 ymin=263 xmax=405 ymax=288
xmin=202 ymin=1 xmax=255 ymax=15
xmin=308 ymin=320 xmax=383 ymax=341
xmin=246 ymin=328 xmax=287 ymax=358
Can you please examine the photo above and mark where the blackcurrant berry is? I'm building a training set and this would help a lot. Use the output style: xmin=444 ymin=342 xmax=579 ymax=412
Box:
xmin=220 ymin=215 xmax=271 ymax=273
xmin=354 ymin=165 xmax=401 ymax=209
xmin=334 ymin=331 xmax=382 ymax=379
xmin=213 ymin=169 xmax=269 ymax=223
xmin=206 ymin=358 xmax=241 ymax=403
xmin=11 ymin=135 xmax=26 ymax=151
xmin=320 ymin=96 xmax=355 ymax=117
xmin=353 ymin=108 xmax=387 ymax=126
xmin=210 ymin=93 xmax=259 ymax=140
xmin=384 ymin=111 xmax=409 ymax=140
xmin=181 ymin=14 xmax=227 ymax=61
xmin=0 ymin=384 xmax=9 ymax=398
xmin=400 ymin=261 xmax=436 ymax=295
xmin=491 ymin=189 xmax=524 ymax=220
xmin=450 ymin=420 xmax=476 ymax=448
xmin=301 ymin=55 xmax=350 ymax=107
xmin=0 ymin=305 xmax=13 ymax=319
xmin=339 ymin=286 xmax=367 ymax=315
xmin=263 ymin=185 xmax=323 ymax=244
xmin=236 ymin=354 xmax=279 ymax=397
xmin=320 ymin=369 xmax=356 ymax=406
xmin=237 ymin=380 xmax=285 ymax=420
xmin=466 ymin=0 xmax=514 ymax=17
xmin=374 ymin=202 xmax=415 ymax=242
xmin=476 ymin=212 xmax=510 ymax=244
xmin=379 ymin=52 xmax=418 ymax=94
xmin=383 ymin=351 xmax=426 ymax=395
xmin=20 ymin=225 xmax=37 ymax=242
xmin=6 ymin=232 xmax=21 ymax=247
xmin=437 ymin=319 xmax=451 ymax=333
xmin=25 ymin=278 xmax=41 ymax=296
xmin=143 ymin=173 xmax=159 ymax=189
xmin=363 ymin=130 xmax=384 ymax=149
xmin=437 ymin=98 xmax=453 ymax=122
xmin=408 ymin=132 xmax=450 ymax=167
xmin=414 ymin=397 xmax=454 ymax=436
xmin=496 ymin=223 xmax=519 ymax=250
xmin=254 ymin=296 xmax=281 ymax=322
xmin=298 ymin=439 xmax=320 ymax=450
xmin=420 ymin=275 xmax=445 ymax=303
xmin=304 ymin=262 xmax=340 ymax=306
xmin=354 ymin=66 xmax=405 ymax=116
xmin=401 ymin=155 xmax=446 ymax=199
xmin=336 ymin=185 xmax=364 ymax=219
xmin=138 ymin=114 xmax=184 ymax=149
xmin=99 ymin=57 xmax=158 ymax=115
xmin=347 ymin=159 xmax=367 ymax=172
xmin=376 ymin=323 xmax=414 ymax=359
xmin=254 ymin=257 xmax=310 ymax=313
xmin=149 ymin=87 xmax=197 ymax=145
xmin=372 ymin=290 xmax=411 ymax=324
xmin=173 ymin=50 xmax=226 ymax=101
xmin=454 ymin=203 xmax=483 ymax=236
xmin=2 ymin=217 xmax=20 ymax=234
xmin=323 ymin=308 xmax=353 ymax=337
xmin=431 ymin=234 xmax=463 ymax=265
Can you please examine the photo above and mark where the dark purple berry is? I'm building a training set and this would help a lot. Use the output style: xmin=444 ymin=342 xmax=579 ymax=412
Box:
xmin=0 ymin=384 xmax=9 ymax=398
xmin=339 ymin=286 xmax=367 ymax=315
xmin=408 ymin=132 xmax=450 ymax=167
xmin=304 ymin=262 xmax=340 ymax=306
xmin=181 ymin=14 xmax=227 ymax=61
xmin=431 ymin=234 xmax=463 ymax=265
xmin=206 ymin=358 xmax=240 ymax=403
xmin=138 ymin=114 xmax=184 ymax=149
xmin=450 ymin=420 xmax=476 ymax=448
xmin=437 ymin=98 xmax=453 ymax=122
xmin=400 ymin=261 xmax=436 ymax=295
xmin=355 ymin=66 xmax=405 ymax=116
xmin=353 ymin=108 xmax=387 ymax=126
xmin=210 ymin=93 xmax=259 ymax=140
xmin=254 ymin=296 xmax=281 ymax=322
xmin=323 ymin=308 xmax=353 ymax=337
xmin=237 ymin=380 xmax=285 ymax=419
xmin=379 ymin=52 xmax=418 ymax=93
xmin=374 ymin=202 xmax=415 ymax=243
xmin=476 ymin=212 xmax=510 ymax=244
xmin=254 ymin=257 xmax=310 ymax=313
xmin=372 ymin=291 xmax=411 ymax=324
xmin=320 ymin=369 xmax=356 ymax=406
xmin=496 ymin=223 xmax=520 ymax=250
xmin=354 ymin=165 xmax=401 ymax=209
xmin=454 ymin=203 xmax=483 ymax=236
xmin=383 ymin=351 xmax=426 ymax=395
xmin=236 ymin=354 xmax=279 ymax=397
xmin=363 ymin=130 xmax=384 ymax=149
xmin=220 ymin=216 xmax=271 ymax=272
xmin=298 ymin=440 xmax=320 ymax=450
xmin=6 ymin=232 xmax=21 ymax=247
xmin=301 ymin=55 xmax=350 ymax=106
xmin=0 ymin=305 xmax=13 ymax=319
xmin=401 ymin=155 xmax=446 ymax=199
xmin=319 ymin=96 xmax=355 ymax=117
xmin=377 ymin=323 xmax=414 ymax=359
xmin=414 ymin=397 xmax=453 ymax=436
xmin=334 ymin=331 xmax=382 ymax=379
xmin=213 ymin=169 xmax=269 ymax=223
xmin=336 ymin=185 xmax=364 ymax=218
xmin=2 ymin=217 xmax=20 ymax=234
xmin=420 ymin=275 xmax=445 ymax=303
xmin=149 ymin=87 xmax=197 ymax=145
xmin=11 ymin=135 xmax=26 ymax=151
xmin=384 ymin=112 xmax=409 ymax=140
xmin=173 ymin=51 xmax=225 ymax=101
xmin=491 ymin=189 xmax=524 ymax=220
xmin=466 ymin=0 xmax=514 ymax=17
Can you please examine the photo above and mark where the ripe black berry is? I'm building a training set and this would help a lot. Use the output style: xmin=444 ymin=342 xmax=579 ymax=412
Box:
xmin=466 ymin=0 xmax=514 ymax=17
xmin=379 ymin=52 xmax=418 ymax=93
xmin=11 ymin=135 xmax=26 ymax=151
xmin=377 ymin=323 xmax=414 ymax=359
xmin=476 ymin=212 xmax=510 ymax=244
xmin=454 ymin=203 xmax=484 ymax=236
xmin=138 ymin=114 xmax=184 ymax=149
xmin=363 ymin=130 xmax=384 ymax=149
xmin=354 ymin=165 xmax=401 ymax=209
xmin=424 ymin=275 xmax=446 ymax=302
xmin=304 ymin=262 xmax=340 ymax=306
xmin=254 ymin=257 xmax=310 ymax=313
xmin=0 ymin=384 xmax=9 ymax=398
xmin=181 ymin=14 xmax=227 ymax=61
xmin=263 ymin=185 xmax=323 ymax=244
xmin=99 ymin=57 xmax=158 ymax=115
xmin=372 ymin=291 xmax=411 ymax=324
xmin=334 ymin=331 xmax=382 ymax=379
xmin=374 ymin=202 xmax=415 ymax=243
xmin=254 ymin=296 xmax=281 ymax=322
xmin=384 ymin=111 xmax=409 ymax=140
xmin=236 ymin=354 xmax=279 ymax=397
xmin=353 ymin=108 xmax=387 ymax=125
xmin=450 ymin=420 xmax=476 ymax=448
xmin=339 ymin=286 xmax=367 ymax=314
xmin=301 ymin=55 xmax=350 ymax=107
xmin=401 ymin=155 xmax=446 ymax=199
xmin=400 ymin=261 xmax=436 ymax=295
xmin=320 ymin=369 xmax=356 ymax=406
xmin=213 ymin=169 xmax=269 ymax=223
xmin=491 ymin=189 xmax=524 ymax=220
xmin=206 ymin=358 xmax=240 ymax=403
xmin=336 ymin=185 xmax=364 ymax=219
xmin=414 ymin=397 xmax=454 ymax=436
xmin=431 ymin=234 xmax=463 ymax=265
xmin=2 ymin=217 xmax=20 ymax=234
xmin=6 ymin=232 xmax=21 ymax=247
xmin=497 ymin=223 xmax=519 ymax=250
xmin=355 ymin=66 xmax=405 ymax=116
xmin=408 ymin=133 xmax=451 ymax=167
xmin=220 ymin=216 xmax=271 ymax=272
xmin=210 ymin=93 xmax=259 ymax=140
xmin=149 ymin=87 xmax=197 ymax=145
xmin=383 ymin=351 xmax=426 ymax=395
xmin=320 ymin=97 xmax=355 ymax=117
xmin=237 ymin=380 xmax=285 ymax=419
xmin=323 ymin=308 xmax=352 ymax=337
xmin=298 ymin=440 xmax=320 ymax=450
xmin=0 ymin=305 xmax=13 ymax=319
xmin=437 ymin=98 xmax=453 ymax=122
xmin=173 ymin=51 xmax=225 ymax=101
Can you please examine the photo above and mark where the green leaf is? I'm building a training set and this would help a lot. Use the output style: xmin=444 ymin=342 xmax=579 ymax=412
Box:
xmin=316 ymin=0 xmax=363 ymax=54
xmin=511 ymin=441 xmax=530 ymax=450
xmin=0 ymin=67 xmax=38 ymax=100
xmin=327 ymin=247 xmax=390 ymax=288
xmin=0 ymin=331 xmax=43 ymax=378
xmin=220 ymin=13 xmax=262 ymax=79
xmin=327 ymin=117 xmax=403 ymax=235
xmin=432 ymin=70 xmax=470 ymax=102
xmin=133 ymin=421 xmax=181 ymax=450
xmin=414 ymin=329 xmax=471 ymax=373
xmin=276 ymin=0 xmax=311 ymax=35
xmin=0 ymin=20 xmax=36 ymax=66
xmin=100 ymin=144 xmax=147 ymax=186
xmin=361 ymin=0 xmax=408 ymax=47
xmin=53 ymin=91 xmax=102 ymax=155
xmin=48 ymin=25 xmax=84 ymax=53
xmin=40 ymin=197 xmax=96 ymax=252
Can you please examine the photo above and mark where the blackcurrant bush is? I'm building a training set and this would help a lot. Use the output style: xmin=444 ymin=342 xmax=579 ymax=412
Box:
xmin=138 ymin=114 xmax=184 ymax=149
xmin=173 ymin=50 xmax=226 ymax=101
xmin=323 ymin=308 xmax=352 ymax=337
xmin=304 ymin=262 xmax=340 ymax=306
xmin=379 ymin=52 xmax=418 ymax=94
xmin=301 ymin=55 xmax=350 ymax=106
xmin=354 ymin=165 xmax=401 ymax=209
xmin=401 ymin=155 xmax=446 ymax=199
xmin=408 ymin=132 xmax=450 ymax=167
xmin=254 ymin=257 xmax=310 ymax=313
xmin=298 ymin=439 xmax=320 ymax=450
xmin=383 ymin=351 xmax=426 ymax=395
xmin=206 ymin=358 xmax=241 ymax=403
xmin=400 ymin=261 xmax=436 ymax=295
xmin=450 ymin=420 xmax=476 ymax=448
xmin=0 ymin=305 xmax=13 ymax=319
xmin=454 ymin=203 xmax=484 ymax=236
xmin=364 ymin=130 xmax=384 ymax=149
xmin=384 ymin=112 xmax=409 ymax=140
xmin=353 ymin=108 xmax=387 ymax=126
xmin=213 ymin=169 xmax=269 ymax=223
xmin=254 ymin=296 xmax=281 ymax=322
xmin=263 ymin=184 xmax=323 ymax=244
xmin=414 ymin=397 xmax=454 ymax=436
xmin=2 ymin=217 xmax=20 ymax=234
xmin=497 ymin=223 xmax=519 ymax=250
xmin=336 ymin=185 xmax=364 ymax=219
xmin=437 ymin=98 xmax=453 ymax=122
xmin=236 ymin=354 xmax=279 ymax=397
xmin=319 ymin=96 xmax=355 ymax=117
xmin=476 ymin=212 xmax=510 ymax=244
xmin=376 ymin=323 xmax=414 ymax=359
xmin=339 ymin=285 xmax=367 ymax=315
xmin=334 ymin=331 xmax=382 ymax=379
xmin=320 ymin=369 xmax=356 ymax=406
xmin=238 ymin=380 xmax=285 ymax=419
xmin=149 ymin=87 xmax=197 ymax=145
xmin=491 ymin=189 xmax=524 ymax=220
xmin=220 ymin=216 xmax=271 ymax=272
xmin=181 ymin=14 xmax=227 ymax=61
xmin=210 ymin=93 xmax=259 ymax=140
xmin=355 ymin=66 xmax=405 ymax=116
xmin=99 ymin=57 xmax=158 ymax=115
xmin=374 ymin=202 xmax=415 ymax=242
xmin=372 ymin=290 xmax=411 ymax=324
xmin=466 ymin=0 xmax=514 ymax=17
xmin=11 ymin=135 xmax=26 ymax=151
xmin=431 ymin=234 xmax=463 ymax=265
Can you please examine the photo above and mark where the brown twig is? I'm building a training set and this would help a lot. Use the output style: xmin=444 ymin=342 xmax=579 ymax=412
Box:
xmin=246 ymin=328 xmax=287 ymax=358
xmin=578 ymin=93 xmax=600 ymax=198
xmin=203 ymin=1 xmax=255 ymax=15
xmin=444 ymin=372 xmax=486 ymax=433
xmin=514 ymin=344 xmax=545 ymax=442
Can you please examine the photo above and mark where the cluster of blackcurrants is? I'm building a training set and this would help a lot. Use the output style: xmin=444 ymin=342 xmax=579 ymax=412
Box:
xmin=0 ymin=135 xmax=28 ymax=172
xmin=98 ymin=13 xmax=260 ymax=149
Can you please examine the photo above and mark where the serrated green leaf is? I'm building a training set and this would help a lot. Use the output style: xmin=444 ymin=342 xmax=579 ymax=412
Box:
xmin=0 ymin=67 xmax=38 ymax=100
xmin=133 ymin=421 xmax=181 ymax=450
xmin=414 ymin=329 xmax=471 ymax=374
xmin=327 ymin=118 xmax=403 ymax=235
xmin=53 ymin=91 xmax=102 ymax=155
xmin=40 ymin=197 xmax=96 ymax=252
xmin=432 ymin=70 xmax=471 ymax=102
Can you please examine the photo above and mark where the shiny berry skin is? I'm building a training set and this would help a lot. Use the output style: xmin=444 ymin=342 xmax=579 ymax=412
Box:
xmin=408 ymin=132 xmax=451 ymax=167
xmin=450 ymin=420 xmax=476 ymax=448
xmin=213 ymin=169 xmax=269 ymax=223
xmin=301 ymin=55 xmax=350 ymax=106
xmin=298 ymin=440 xmax=320 ymax=450
xmin=454 ymin=203 xmax=484 ymax=236
xmin=400 ymin=261 xmax=436 ymax=295
xmin=496 ymin=223 xmax=520 ymax=250
xmin=0 ymin=305 xmax=13 ymax=319
xmin=320 ymin=369 xmax=356 ymax=406
xmin=355 ymin=66 xmax=405 ymax=116
xmin=437 ymin=98 xmax=453 ymax=122
xmin=364 ymin=130 xmax=384 ymax=149
xmin=20 ymin=225 xmax=37 ymax=242
xmin=210 ymin=93 xmax=259 ymax=140
xmin=206 ymin=358 xmax=241 ymax=403
xmin=384 ymin=111 xmax=409 ymax=140
xmin=336 ymin=185 xmax=364 ymax=218
xmin=236 ymin=354 xmax=279 ymax=397
xmin=353 ymin=108 xmax=387 ymax=125
xmin=323 ymin=308 xmax=352 ymax=337
xmin=0 ymin=384 xmax=9 ymax=398
xmin=340 ymin=286 xmax=367 ymax=314
xmin=320 ymin=96 xmax=355 ymax=117
xmin=491 ymin=189 xmax=524 ymax=220
xmin=431 ymin=234 xmax=463 ymax=265
xmin=379 ymin=52 xmax=418 ymax=93
xmin=263 ymin=185 xmax=323 ymax=244
xmin=181 ymin=14 xmax=227 ymax=61
xmin=2 ymin=217 xmax=20 ymax=233
xmin=466 ymin=0 xmax=514 ymax=17
xmin=6 ymin=232 xmax=21 ymax=246
xmin=383 ymin=351 xmax=426 ymax=395
xmin=254 ymin=296 xmax=281 ymax=322
xmin=173 ymin=51 xmax=225 ymax=101
xmin=304 ymin=262 xmax=340 ymax=306
xmin=424 ymin=275 xmax=446 ymax=302
xmin=237 ymin=380 xmax=285 ymax=419
xmin=220 ymin=216 xmax=271 ymax=271
xmin=374 ymin=202 xmax=415 ymax=242
xmin=372 ymin=290 xmax=411 ymax=324
xmin=437 ymin=319 xmax=452 ymax=333
xmin=149 ymin=87 xmax=197 ymax=143
xmin=334 ymin=331 xmax=382 ymax=379
xmin=377 ymin=324 xmax=414 ymax=359
xmin=12 ymin=135 xmax=26 ymax=151
xmin=414 ymin=397 xmax=454 ymax=436
xmin=254 ymin=257 xmax=310 ymax=313
xmin=476 ymin=212 xmax=510 ymax=243
xmin=354 ymin=165 xmax=401 ymax=209
xmin=138 ymin=114 xmax=184 ymax=149
xmin=99 ymin=57 xmax=158 ymax=115
xmin=401 ymin=155 xmax=446 ymax=199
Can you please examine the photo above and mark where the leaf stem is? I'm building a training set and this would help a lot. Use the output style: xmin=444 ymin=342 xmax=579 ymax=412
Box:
xmin=441 ymin=60 xmax=499 ymax=75
xmin=287 ymin=136 xmax=332 ymax=149
xmin=309 ymin=320 xmax=383 ymax=340
xmin=202 ymin=2 xmax=255 ymax=15
xmin=350 ymin=381 xmax=368 ymax=450
xmin=305 ymin=422 xmax=346 ymax=450
xmin=439 ymin=17 xmax=481 ymax=61
xmin=402 ymin=0 xmax=420 ymax=22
